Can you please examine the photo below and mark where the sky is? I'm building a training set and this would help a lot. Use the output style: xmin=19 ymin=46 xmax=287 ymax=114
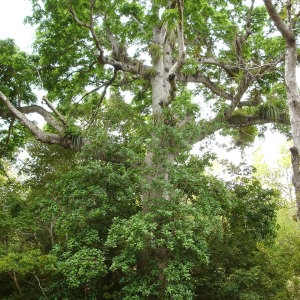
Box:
xmin=0 ymin=0 xmax=290 ymax=166
xmin=0 ymin=0 xmax=35 ymax=52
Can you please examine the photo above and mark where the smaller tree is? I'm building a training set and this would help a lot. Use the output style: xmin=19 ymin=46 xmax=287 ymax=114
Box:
xmin=253 ymin=143 xmax=293 ymax=204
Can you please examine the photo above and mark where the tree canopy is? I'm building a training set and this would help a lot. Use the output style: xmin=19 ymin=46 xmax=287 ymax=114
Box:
xmin=0 ymin=0 xmax=299 ymax=299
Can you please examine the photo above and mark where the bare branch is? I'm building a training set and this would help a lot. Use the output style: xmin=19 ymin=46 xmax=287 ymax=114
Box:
xmin=198 ymin=57 xmax=238 ymax=77
xmin=88 ymin=68 xmax=118 ymax=127
xmin=33 ymin=274 xmax=48 ymax=300
xmin=100 ymin=55 xmax=150 ymax=76
xmin=0 ymin=91 xmax=75 ymax=149
xmin=88 ymin=0 xmax=105 ymax=57
xmin=232 ymin=1 xmax=255 ymax=66
xmin=69 ymin=5 xmax=104 ymax=58
xmin=42 ymin=96 xmax=67 ymax=126
xmin=191 ymin=109 xmax=289 ymax=145
xmin=176 ymin=114 xmax=192 ymax=128
xmin=0 ymin=104 xmax=66 ymax=134
xmin=70 ymin=4 xmax=149 ymax=77
xmin=131 ymin=15 xmax=147 ymax=35
xmin=226 ymin=61 xmax=279 ymax=115
xmin=244 ymin=0 xmax=255 ymax=41
xmin=227 ymin=112 xmax=288 ymax=127
xmin=69 ymin=6 xmax=90 ymax=28
xmin=177 ymin=73 xmax=234 ymax=100
xmin=78 ymin=85 xmax=104 ymax=102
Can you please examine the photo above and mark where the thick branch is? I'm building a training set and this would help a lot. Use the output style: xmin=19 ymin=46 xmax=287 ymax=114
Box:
xmin=237 ymin=96 xmax=263 ymax=108
xmin=177 ymin=73 xmax=234 ymax=100
xmin=70 ymin=5 xmax=149 ymax=77
xmin=0 ymin=91 xmax=75 ymax=149
xmin=227 ymin=112 xmax=288 ymax=127
xmin=263 ymin=0 xmax=295 ymax=45
xmin=290 ymin=146 xmax=300 ymax=219
xmin=198 ymin=57 xmax=239 ymax=77
xmin=1 ymin=104 xmax=65 ymax=134
xmin=191 ymin=110 xmax=289 ymax=145
xmin=226 ymin=74 xmax=255 ymax=116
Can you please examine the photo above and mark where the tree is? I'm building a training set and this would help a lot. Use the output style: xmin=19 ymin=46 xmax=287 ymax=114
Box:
xmin=253 ymin=143 xmax=293 ymax=203
xmin=263 ymin=0 xmax=300 ymax=219
xmin=0 ymin=1 xmax=289 ymax=149
xmin=1 ymin=140 xmax=277 ymax=299
xmin=0 ymin=0 xmax=292 ymax=298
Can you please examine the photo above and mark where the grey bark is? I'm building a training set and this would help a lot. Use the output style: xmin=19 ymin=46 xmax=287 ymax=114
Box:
xmin=264 ymin=0 xmax=300 ymax=219
xmin=0 ymin=91 xmax=75 ymax=149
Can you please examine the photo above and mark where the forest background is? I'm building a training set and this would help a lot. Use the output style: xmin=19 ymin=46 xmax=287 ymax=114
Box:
xmin=0 ymin=0 xmax=300 ymax=299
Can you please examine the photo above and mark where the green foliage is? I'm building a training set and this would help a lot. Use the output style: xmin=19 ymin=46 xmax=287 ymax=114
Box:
xmin=182 ymin=58 xmax=199 ymax=75
xmin=0 ymin=122 xmax=32 ymax=160
xmin=0 ymin=176 xmax=57 ymax=299
xmin=0 ymin=250 xmax=55 ymax=275
xmin=161 ymin=8 xmax=180 ymax=34
xmin=259 ymin=102 xmax=282 ymax=122
xmin=0 ymin=39 xmax=36 ymax=157
xmin=1 ymin=133 xmax=282 ymax=299
xmin=106 ymin=202 xmax=211 ymax=299
xmin=58 ymin=247 xmax=106 ymax=288
xmin=0 ymin=39 xmax=36 ymax=105
xmin=0 ymin=0 xmax=294 ymax=298
xmin=235 ymin=126 xmax=259 ymax=147
xmin=149 ymin=43 xmax=162 ymax=64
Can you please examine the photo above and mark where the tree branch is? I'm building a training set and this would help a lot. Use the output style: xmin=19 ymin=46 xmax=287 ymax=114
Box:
xmin=0 ymin=91 xmax=76 ymax=149
xmin=88 ymin=68 xmax=118 ymax=127
xmin=69 ymin=4 xmax=104 ymax=58
xmin=168 ymin=0 xmax=186 ymax=77
xmin=131 ymin=15 xmax=147 ymax=35
xmin=198 ymin=57 xmax=239 ymax=77
xmin=0 ymin=104 xmax=66 ymax=134
xmin=42 ymin=96 xmax=67 ymax=126
xmin=263 ymin=0 xmax=295 ymax=45
xmin=177 ymin=73 xmax=234 ymax=100
xmin=69 ymin=4 xmax=149 ymax=77
xmin=191 ymin=110 xmax=289 ymax=145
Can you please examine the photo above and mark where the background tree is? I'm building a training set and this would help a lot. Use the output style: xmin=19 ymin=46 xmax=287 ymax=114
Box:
xmin=253 ymin=143 xmax=293 ymax=203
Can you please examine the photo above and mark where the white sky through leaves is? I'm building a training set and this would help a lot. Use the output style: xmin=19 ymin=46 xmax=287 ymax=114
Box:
xmin=0 ymin=0 xmax=35 ymax=52
xmin=0 ymin=0 xmax=290 ymax=167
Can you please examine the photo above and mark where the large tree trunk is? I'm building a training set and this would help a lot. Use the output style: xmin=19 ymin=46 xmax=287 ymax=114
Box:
xmin=263 ymin=0 xmax=300 ymax=220
xmin=139 ymin=20 xmax=176 ymax=296
xmin=286 ymin=44 xmax=300 ymax=219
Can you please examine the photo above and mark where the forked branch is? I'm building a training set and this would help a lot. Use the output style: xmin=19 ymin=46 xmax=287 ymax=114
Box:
xmin=263 ymin=0 xmax=295 ymax=45
xmin=0 ymin=91 xmax=76 ymax=149
xmin=69 ymin=4 xmax=148 ymax=76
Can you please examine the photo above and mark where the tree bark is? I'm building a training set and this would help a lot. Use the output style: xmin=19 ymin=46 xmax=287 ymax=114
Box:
xmin=264 ymin=0 xmax=300 ymax=219
xmin=286 ymin=43 xmax=300 ymax=219
xmin=8 ymin=271 xmax=22 ymax=295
